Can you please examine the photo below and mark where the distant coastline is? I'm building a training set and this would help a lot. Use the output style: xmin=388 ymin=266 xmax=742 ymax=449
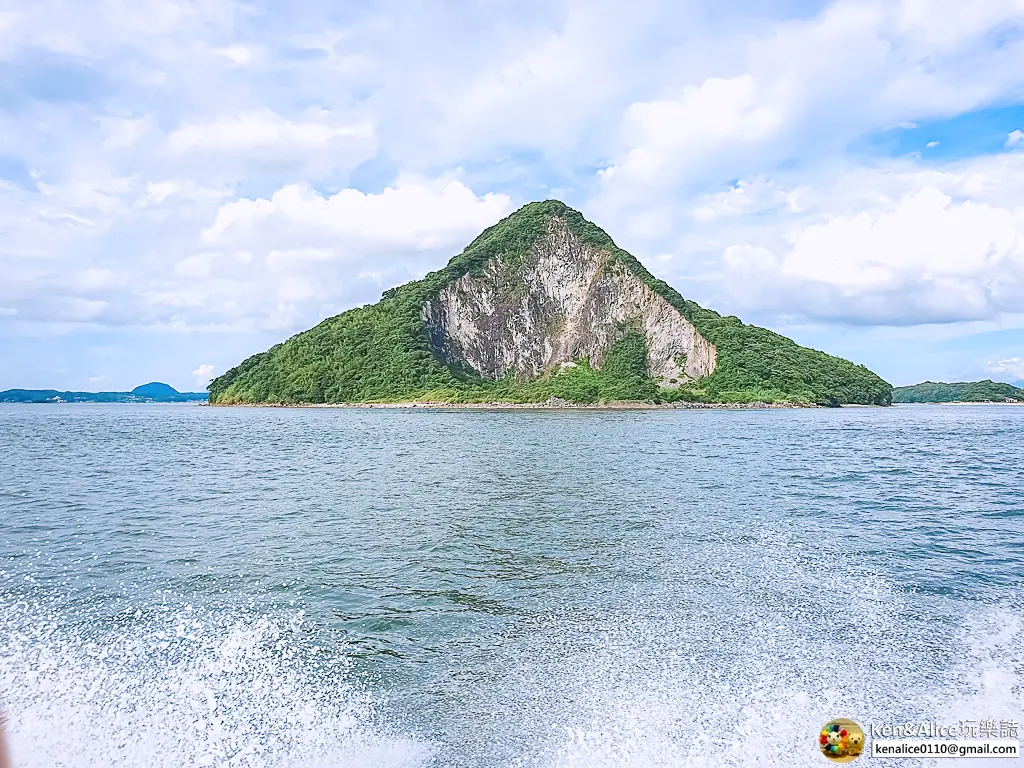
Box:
xmin=0 ymin=382 xmax=206 ymax=404
xmin=891 ymin=379 xmax=1023 ymax=404
xmin=894 ymin=400 xmax=1024 ymax=405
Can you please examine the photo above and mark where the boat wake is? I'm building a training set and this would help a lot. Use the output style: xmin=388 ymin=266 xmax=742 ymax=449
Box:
xmin=0 ymin=598 xmax=432 ymax=768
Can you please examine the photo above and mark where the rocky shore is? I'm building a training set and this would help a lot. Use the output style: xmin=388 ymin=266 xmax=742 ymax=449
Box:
xmin=215 ymin=397 xmax=823 ymax=410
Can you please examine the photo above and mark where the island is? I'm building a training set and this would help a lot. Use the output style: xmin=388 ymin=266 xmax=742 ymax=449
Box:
xmin=0 ymin=382 xmax=208 ymax=404
xmin=892 ymin=380 xmax=1024 ymax=403
xmin=209 ymin=201 xmax=892 ymax=407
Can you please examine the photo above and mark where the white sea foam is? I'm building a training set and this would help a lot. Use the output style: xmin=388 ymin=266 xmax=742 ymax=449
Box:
xmin=5 ymin=594 xmax=1019 ymax=768
xmin=0 ymin=601 xmax=432 ymax=768
xmin=498 ymin=528 xmax=1024 ymax=768
xmin=531 ymin=607 xmax=1023 ymax=768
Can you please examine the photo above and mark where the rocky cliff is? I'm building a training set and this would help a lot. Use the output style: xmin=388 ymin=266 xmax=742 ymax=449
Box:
xmin=422 ymin=217 xmax=715 ymax=387
xmin=208 ymin=200 xmax=892 ymax=406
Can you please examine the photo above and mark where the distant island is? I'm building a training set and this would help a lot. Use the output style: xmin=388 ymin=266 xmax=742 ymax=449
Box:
xmin=0 ymin=382 xmax=207 ymax=404
xmin=209 ymin=201 xmax=892 ymax=407
xmin=892 ymin=380 xmax=1024 ymax=403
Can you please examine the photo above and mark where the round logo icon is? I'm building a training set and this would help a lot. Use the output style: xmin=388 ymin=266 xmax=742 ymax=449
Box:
xmin=819 ymin=719 xmax=865 ymax=762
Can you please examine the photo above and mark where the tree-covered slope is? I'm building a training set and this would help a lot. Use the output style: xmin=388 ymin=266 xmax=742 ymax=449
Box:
xmin=892 ymin=380 xmax=1024 ymax=403
xmin=209 ymin=201 xmax=892 ymax=406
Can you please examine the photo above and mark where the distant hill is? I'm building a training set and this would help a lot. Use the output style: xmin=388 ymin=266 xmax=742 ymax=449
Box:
xmin=131 ymin=382 xmax=181 ymax=399
xmin=892 ymin=380 xmax=1024 ymax=403
xmin=0 ymin=382 xmax=207 ymax=403
xmin=1013 ymin=380 xmax=1024 ymax=389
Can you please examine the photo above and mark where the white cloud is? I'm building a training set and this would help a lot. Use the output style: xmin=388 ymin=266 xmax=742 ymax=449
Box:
xmin=168 ymin=110 xmax=374 ymax=154
xmin=692 ymin=178 xmax=802 ymax=222
xmin=593 ymin=0 xmax=1024 ymax=227
xmin=600 ymin=76 xmax=785 ymax=190
xmin=165 ymin=178 xmax=512 ymax=331
xmin=1008 ymin=130 xmax=1024 ymax=147
xmin=0 ymin=169 xmax=511 ymax=332
xmin=202 ymin=179 xmax=512 ymax=251
xmin=0 ymin=0 xmax=235 ymax=59
xmin=213 ymin=44 xmax=261 ymax=67
xmin=926 ymin=141 xmax=940 ymax=148
xmin=192 ymin=363 xmax=215 ymax=386
xmin=174 ymin=250 xmax=251 ymax=279
xmin=415 ymin=0 xmax=665 ymax=163
xmin=601 ymin=150 xmax=1024 ymax=331
xmin=720 ymin=181 xmax=1024 ymax=325
xmin=988 ymin=357 xmax=1024 ymax=380
xmin=100 ymin=116 xmax=156 ymax=151
xmin=895 ymin=0 xmax=1024 ymax=47
xmin=137 ymin=180 xmax=230 ymax=209
xmin=144 ymin=180 xmax=179 ymax=205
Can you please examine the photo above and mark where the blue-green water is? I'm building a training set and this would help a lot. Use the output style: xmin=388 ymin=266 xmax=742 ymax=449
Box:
xmin=1 ymin=404 xmax=1022 ymax=767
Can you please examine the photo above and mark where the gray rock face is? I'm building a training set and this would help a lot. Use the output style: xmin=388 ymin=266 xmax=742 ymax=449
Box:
xmin=422 ymin=218 xmax=717 ymax=386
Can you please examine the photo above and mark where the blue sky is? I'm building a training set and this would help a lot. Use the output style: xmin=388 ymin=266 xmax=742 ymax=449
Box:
xmin=2 ymin=0 xmax=1024 ymax=391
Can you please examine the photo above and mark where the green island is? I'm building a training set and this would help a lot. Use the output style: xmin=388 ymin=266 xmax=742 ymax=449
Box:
xmin=209 ymin=201 xmax=892 ymax=407
xmin=892 ymin=380 xmax=1024 ymax=403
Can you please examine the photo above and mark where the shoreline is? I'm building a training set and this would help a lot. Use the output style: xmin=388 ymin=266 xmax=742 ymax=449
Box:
xmin=209 ymin=398 xmax=828 ymax=410
xmin=207 ymin=399 xmax=1024 ymax=409
xmin=892 ymin=400 xmax=1024 ymax=406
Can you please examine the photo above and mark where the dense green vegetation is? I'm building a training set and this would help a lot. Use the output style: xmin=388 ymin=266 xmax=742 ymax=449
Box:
xmin=209 ymin=201 xmax=892 ymax=406
xmin=892 ymin=380 xmax=1024 ymax=403
xmin=478 ymin=328 xmax=660 ymax=404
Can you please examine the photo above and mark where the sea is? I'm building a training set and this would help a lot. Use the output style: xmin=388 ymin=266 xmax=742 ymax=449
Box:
xmin=0 ymin=403 xmax=1021 ymax=767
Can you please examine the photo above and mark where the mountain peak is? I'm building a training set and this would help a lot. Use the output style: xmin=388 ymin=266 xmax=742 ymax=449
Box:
xmin=209 ymin=201 xmax=892 ymax=406
xmin=424 ymin=207 xmax=714 ymax=385
xmin=509 ymin=199 xmax=571 ymax=217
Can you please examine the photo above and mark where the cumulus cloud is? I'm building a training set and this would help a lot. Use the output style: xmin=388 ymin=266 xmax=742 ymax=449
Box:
xmin=600 ymin=75 xmax=785 ymax=191
xmin=178 ymin=179 xmax=512 ymax=330
xmin=691 ymin=178 xmax=802 ymax=222
xmin=593 ymin=0 xmax=1024 ymax=229
xmin=100 ymin=116 xmax=156 ymax=151
xmin=212 ymin=44 xmax=262 ymax=67
xmin=0 ymin=164 xmax=510 ymax=332
xmin=895 ymin=0 xmax=1024 ymax=47
xmin=988 ymin=357 xmax=1024 ymax=381
xmin=163 ymin=110 xmax=378 ymax=180
xmin=191 ymin=363 xmax=215 ymax=386
xmin=721 ymin=184 xmax=1024 ymax=325
xmin=135 ymin=178 xmax=508 ymax=332
xmin=1008 ymin=130 xmax=1024 ymax=147
xmin=202 ymin=179 xmax=511 ymax=250
xmin=168 ymin=110 xmax=374 ymax=154
xmin=357 ymin=0 xmax=675 ymax=168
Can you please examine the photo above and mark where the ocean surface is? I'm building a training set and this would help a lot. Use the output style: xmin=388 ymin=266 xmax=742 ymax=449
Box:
xmin=1 ymin=403 xmax=1022 ymax=767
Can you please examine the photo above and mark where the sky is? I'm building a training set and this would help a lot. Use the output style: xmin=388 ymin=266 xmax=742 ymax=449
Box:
xmin=2 ymin=0 xmax=1024 ymax=392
